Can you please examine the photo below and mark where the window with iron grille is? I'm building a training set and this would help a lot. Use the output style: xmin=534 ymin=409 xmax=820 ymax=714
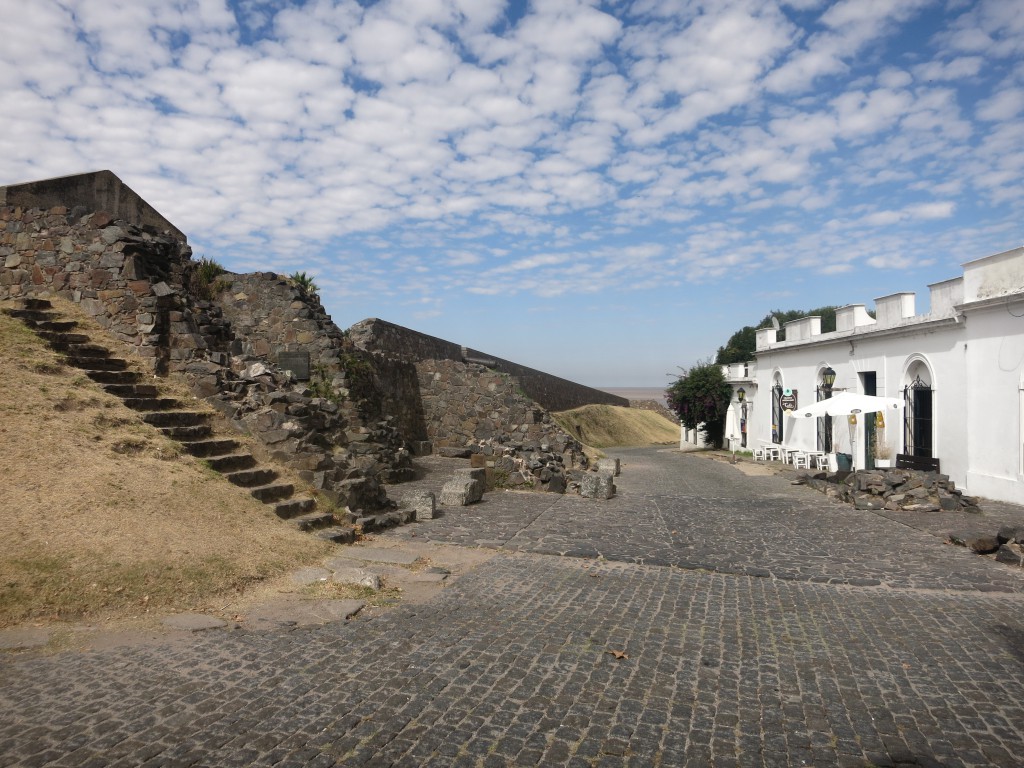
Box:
xmin=903 ymin=375 xmax=933 ymax=458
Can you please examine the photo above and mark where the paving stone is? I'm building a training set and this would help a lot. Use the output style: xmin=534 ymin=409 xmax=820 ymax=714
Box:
xmin=2 ymin=447 xmax=1024 ymax=767
xmin=289 ymin=567 xmax=333 ymax=585
xmin=159 ymin=614 xmax=226 ymax=632
xmin=406 ymin=572 xmax=448 ymax=584
xmin=328 ymin=547 xmax=419 ymax=565
xmin=0 ymin=628 xmax=50 ymax=650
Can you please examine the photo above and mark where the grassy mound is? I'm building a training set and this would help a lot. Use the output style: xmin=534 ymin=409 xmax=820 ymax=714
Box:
xmin=553 ymin=404 xmax=679 ymax=450
xmin=0 ymin=299 xmax=333 ymax=628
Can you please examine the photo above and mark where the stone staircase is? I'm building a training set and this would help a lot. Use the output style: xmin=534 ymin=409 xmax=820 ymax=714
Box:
xmin=3 ymin=298 xmax=356 ymax=544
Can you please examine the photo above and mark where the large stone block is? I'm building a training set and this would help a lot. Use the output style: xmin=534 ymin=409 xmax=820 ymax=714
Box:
xmin=580 ymin=471 xmax=615 ymax=499
xmin=439 ymin=479 xmax=480 ymax=506
xmin=404 ymin=491 xmax=437 ymax=520
xmin=331 ymin=567 xmax=382 ymax=591
xmin=597 ymin=458 xmax=620 ymax=476
xmin=453 ymin=468 xmax=485 ymax=502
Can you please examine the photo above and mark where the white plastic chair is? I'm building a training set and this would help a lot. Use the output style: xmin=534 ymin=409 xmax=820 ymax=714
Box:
xmin=792 ymin=452 xmax=810 ymax=470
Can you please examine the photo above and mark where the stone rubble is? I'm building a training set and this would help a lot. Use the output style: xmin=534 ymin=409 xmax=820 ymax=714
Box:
xmin=403 ymin=491 xmax=437 ymax=521
xmin=439 ymin=468 xmax=486 ymax=507
xmin=950 ymin=525 xmax=1024 ymax=566
xmin=800 ymin=468 xmax=980 ymax=513
xmin=579 ymin=471 xmax=617 ymax=500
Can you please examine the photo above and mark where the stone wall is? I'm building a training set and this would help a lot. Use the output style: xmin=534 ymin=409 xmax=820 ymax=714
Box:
xmin=418 ymin=359 xmax=548 ymax=447
xmin=349 ymin=317 xmax=629 ymax=412
xmin=1 ymin=172 xmax=604 ymax=497
xmin=213 ymin=273 xmax=429 ymax=443
xmin=217 ymin=272 xmax=347 ymax=366
xmin=0 ymin=203 xmax=201 ymax=373
xmin=0 ymin=171 xmax=186 ymax=241
xmin=417 ymin=358 xmax=589 ymax=473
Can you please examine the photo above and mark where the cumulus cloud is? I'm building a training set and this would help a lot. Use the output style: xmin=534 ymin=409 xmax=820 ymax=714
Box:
xmin=0 ymin=0 xmax=1019 ymax=330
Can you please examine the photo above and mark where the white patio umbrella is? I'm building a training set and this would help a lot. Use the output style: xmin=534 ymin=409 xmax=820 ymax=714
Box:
xmin=786 ymin=391 xmax=904 ymax=419
xmin=785 ymin=392 xmax=904 ymax=470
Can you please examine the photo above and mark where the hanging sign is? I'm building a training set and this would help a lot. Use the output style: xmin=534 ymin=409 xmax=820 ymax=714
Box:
xmin=780 ymin=390 xmax=798 ymax=411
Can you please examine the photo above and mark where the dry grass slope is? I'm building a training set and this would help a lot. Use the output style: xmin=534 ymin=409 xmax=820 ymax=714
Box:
xmin=552 ymin=404 xmax=679 ymax=450
xmin=0 ymin=300 xmax=333 ymax=628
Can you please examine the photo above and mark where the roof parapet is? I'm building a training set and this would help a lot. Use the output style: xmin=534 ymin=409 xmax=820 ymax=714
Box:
xmin=873 ymin=292 xmax=915 ymax=328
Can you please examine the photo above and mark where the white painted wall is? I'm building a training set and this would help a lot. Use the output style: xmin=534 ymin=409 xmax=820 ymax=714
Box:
xmin=744 ymin=246 xmax=1024 ymax=504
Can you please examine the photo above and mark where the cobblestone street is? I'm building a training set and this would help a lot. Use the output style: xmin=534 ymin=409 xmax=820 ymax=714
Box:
xmin=3 ymin=448 xmax=1024 ymax=767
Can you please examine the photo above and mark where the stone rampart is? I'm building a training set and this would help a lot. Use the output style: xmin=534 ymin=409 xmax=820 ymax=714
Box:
xmin=0 ymin=203 xmax=200 ymax=372
xmin=1 ymin=171 xmax=606 ymax=497
xmin=0 ymin=171 xmax=186 ymax=241
xmin=213 ymin=273 xmax=429 ymax=444
xmin=349 ymin=318 xmax=628 ymax=412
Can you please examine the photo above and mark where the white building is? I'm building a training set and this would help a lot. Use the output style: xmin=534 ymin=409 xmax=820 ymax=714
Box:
xmin=739 ymin=245 xmax=1024 ymax=504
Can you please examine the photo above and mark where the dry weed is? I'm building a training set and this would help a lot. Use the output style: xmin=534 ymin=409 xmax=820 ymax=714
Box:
xmin=0 ymin=301 xmax=334 ymax=628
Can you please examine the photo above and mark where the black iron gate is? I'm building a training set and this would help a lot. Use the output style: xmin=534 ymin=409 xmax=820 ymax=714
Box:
xmin=903 ymin=376 xmax=933 ymax=458
xmin=772 ymin=384 xmax=783 ymax=444
xmin=816 ymin=386 xmax=833 ymax=452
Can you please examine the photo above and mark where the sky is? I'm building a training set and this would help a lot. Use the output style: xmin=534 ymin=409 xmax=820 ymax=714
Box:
xmin=1 ymin=0 xmax=1022 ymax=388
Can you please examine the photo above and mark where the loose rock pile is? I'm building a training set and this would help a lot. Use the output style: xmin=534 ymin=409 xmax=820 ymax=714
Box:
xmin=950 ymin=526 xmax=1024 ymax=566
xmin=439 ymin=435 xmax=588 ymax=494
xmin=193 ymin=354 xmax=415 ymax=513
xmin=801 ymin=468 xmax=980 ymax=512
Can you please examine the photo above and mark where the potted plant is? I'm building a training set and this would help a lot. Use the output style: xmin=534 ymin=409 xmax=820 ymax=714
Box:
xmin=873 ymin=433 xmax=894 ymax=468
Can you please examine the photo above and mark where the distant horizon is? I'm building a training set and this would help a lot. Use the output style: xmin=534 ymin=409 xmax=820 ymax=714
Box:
xmin=596 ymin=386 xmax=669 ymax=406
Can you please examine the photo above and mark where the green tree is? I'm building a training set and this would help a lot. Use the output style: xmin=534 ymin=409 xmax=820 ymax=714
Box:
xmin=665 ymin=360 xmax=733 ymax=449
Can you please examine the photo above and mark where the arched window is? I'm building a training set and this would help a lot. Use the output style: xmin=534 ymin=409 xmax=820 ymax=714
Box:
xmin=903 ymin=360 xmax=934 ymax=458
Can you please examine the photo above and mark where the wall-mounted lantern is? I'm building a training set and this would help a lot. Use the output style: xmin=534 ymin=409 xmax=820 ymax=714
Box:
xmin=821 ymin=366 xmax=836 ymax=393
xmin=737 ymin=387 xmax=746 ymax=402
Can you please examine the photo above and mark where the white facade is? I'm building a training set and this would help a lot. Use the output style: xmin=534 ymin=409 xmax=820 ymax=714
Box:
xmin=744 ymin=246 xmax=1024 ymax=504
xmin=677 ymin=362 xmax=758 ymax=452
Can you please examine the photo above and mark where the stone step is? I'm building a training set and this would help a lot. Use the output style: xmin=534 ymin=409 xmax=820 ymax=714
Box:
xmin=66 ymin=356 xmax=128 ymax=371
xmin=6 ymin=301 xmax=374 ymax=546
xmin=250 ymin=483 xmax=294 ymax=503
xmin=315 ymin=526 xmax=358 ymax=544
xmin=206 ymin=453 xmax=257 ymax=473
xmin=143 ymin=411 xmax=209 ymax=428
xmin=179 ymin=438 xmax=239 ymax=458
xmin=274 ymin=497 xmax=317 ymax=520
xmin=4 ymin=308 xmax=56 ymax=322
xmin=160 ymin=424 xmax=213 ymax=440
xmin=37 ymin=331 xmax=91 ymax=345
xmin=292 ymin=512 xmax=336 ymax=532
xmin=226 ymin=467 xmax=278 ymax=488
xmin=103 ymin=383 xmax=160 ymax=398
xmin=86 ymin=370 xmax=142 ymax=385
xmin=22 ymin=298 xmax=52 ymax=311
xmin=34 ymin=320 xmax=78 ymax=333
xmin=355 ymin=512 xmax=407 ymax=533
xmin=122 ymin=397 xmax=179 ymax=411
xmin=51 ymin=342 xmax=110 ymax=357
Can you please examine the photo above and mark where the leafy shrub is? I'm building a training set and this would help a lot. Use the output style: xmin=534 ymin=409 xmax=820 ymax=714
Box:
xmin=188 ymin=257 xmax=229 ymax=300
xmin=290 ymin=271 xmax=319 ymax=296
xmin=666 ymin=359 xmax=732 ymax=449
